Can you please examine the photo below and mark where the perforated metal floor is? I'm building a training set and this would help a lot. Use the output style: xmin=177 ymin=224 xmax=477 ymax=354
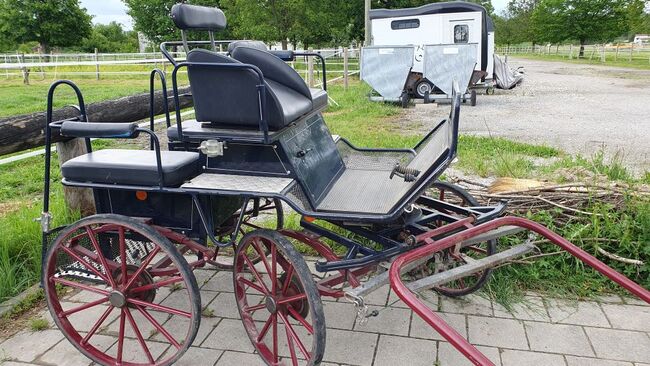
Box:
xmin=182 ymin=173 xmax=294 ymax=194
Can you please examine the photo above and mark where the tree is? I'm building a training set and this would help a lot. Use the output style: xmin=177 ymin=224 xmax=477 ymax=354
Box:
xmin=0 ymin=0 xmax=92 ymax=53
xmin=531 ymin=0 xmax=630 ymax=57
xmin=81 ymin=22 xmax=139 ymax=53
xmin=123 ymin=0 xmax=224 ymax=45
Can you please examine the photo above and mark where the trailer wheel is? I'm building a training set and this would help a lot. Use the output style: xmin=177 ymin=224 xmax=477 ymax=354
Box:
xmin=470 ymin=90 xmax=478 ymax=106
xmin=414 ymin=182 xmax=497 ymax=297
xmin=234 ymin=229 xmax=326 ymax=366
xmin=400 ymin=92 xmax=410 ymax=108
xmin=43 ymin=214 xmax=200 ymax=366
xmin=415 ymin=80 xmax=434 ymax=99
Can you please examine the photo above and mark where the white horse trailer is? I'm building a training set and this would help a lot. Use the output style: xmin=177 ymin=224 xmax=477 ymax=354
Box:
xmin=365 ymin=2 xmax=495 ymax=104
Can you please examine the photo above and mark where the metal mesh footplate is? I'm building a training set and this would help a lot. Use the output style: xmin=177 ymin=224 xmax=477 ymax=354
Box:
xmin=182 ymin=173 xmax=294 ymax=195
xmin=317 ymin=121 xmax=451 ymax=215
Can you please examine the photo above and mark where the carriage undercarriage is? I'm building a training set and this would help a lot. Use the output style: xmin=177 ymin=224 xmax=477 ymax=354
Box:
xmin=37 ymin=4 xmax=649 ymax=366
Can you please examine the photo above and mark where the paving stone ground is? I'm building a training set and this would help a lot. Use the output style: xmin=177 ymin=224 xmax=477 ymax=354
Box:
xmin=1 ymin=265 xmax=648 ymax=366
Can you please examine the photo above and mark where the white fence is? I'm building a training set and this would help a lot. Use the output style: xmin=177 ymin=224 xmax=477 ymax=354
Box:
xmin=496 ymin=43 xmax=650 ymax=64
xmin=0 ymin=48 xmax=361 ymax=83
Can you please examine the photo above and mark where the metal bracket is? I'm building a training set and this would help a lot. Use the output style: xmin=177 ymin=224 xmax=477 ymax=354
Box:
xmin=35 ymin=212 xmax=52 ymax=233
xmin=198 ymin=140 xmax=226 ymax=158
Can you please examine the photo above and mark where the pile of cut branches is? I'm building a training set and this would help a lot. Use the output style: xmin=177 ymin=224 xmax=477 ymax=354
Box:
xmin=454 ymin=177 xmax=650 ymax=223
xmin=450 ymin=177 xmax=650 ymax=267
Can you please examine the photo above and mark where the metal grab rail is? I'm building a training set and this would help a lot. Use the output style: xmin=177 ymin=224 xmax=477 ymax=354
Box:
xmin=389 ymin=216 xmax=650 ymax=366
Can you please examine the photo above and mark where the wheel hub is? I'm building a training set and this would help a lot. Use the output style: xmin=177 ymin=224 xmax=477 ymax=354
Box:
xmin=109 ymin=291 xmax=127 ymax=308
xmin=265 ymin=296 xmax=278 ymax=314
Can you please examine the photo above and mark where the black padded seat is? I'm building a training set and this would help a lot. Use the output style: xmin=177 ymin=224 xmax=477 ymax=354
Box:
xmin=187 ymin=48 xmax=312 ymax=130
xmin=226 ymin=40 xmax=268 ymax=55
xmin=61 ymin=149 xmax=201 ymax=187
xmin=310 ymin=88 xmax=328 ymax=110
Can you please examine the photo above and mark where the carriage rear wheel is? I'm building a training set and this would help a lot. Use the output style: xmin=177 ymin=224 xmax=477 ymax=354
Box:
xmin=43 ymin=214 xmax=200 ymax=366
xmin=234 ymin=230 xmax=326 ymax=366
xmin=420 ymin=182 xmax=497 ymax=297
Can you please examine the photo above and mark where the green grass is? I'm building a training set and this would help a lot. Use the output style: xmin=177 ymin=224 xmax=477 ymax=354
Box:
xmin=510 ymin=52 xmax=650 ymax=71
xmin=28 ymin=317 xmax=49 ymax=331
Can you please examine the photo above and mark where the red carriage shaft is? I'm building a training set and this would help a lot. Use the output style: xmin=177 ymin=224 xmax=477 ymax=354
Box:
xmin=389 ymin=216 xmax=650 ymax=366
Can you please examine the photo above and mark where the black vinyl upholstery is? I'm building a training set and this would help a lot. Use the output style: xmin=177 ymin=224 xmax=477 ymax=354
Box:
xmin=310 ymin=88 xmax=328 ymax=111
xmin=61 ymin=122 xmax=139 ymax=139
xmin=171 ymin=4 xmax=227 ymax=31
xmin=61 ymin=149 xmax=201 ymax=187
xmin=187 ymin=48 xmax=312 ymax=130
xmin=227 ymin=40 xmax=268 ymax=54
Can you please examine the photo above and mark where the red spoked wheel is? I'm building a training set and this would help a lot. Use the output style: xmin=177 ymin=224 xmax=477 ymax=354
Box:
xmin=234 ymin=230 xmax=325 ymax=366
xmin=418 ymin=181 xmax=497 ymax=297
xmin=43 ymin=214 xmax=201 ymax=366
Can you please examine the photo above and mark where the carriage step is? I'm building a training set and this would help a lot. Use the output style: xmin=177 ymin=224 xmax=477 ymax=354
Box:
xmin=407 ymin=243 xmax=537 ymax=292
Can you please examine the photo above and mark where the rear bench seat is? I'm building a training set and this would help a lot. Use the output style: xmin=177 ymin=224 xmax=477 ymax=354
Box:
xmin=167 ymin=45 xmax=327 ymax=143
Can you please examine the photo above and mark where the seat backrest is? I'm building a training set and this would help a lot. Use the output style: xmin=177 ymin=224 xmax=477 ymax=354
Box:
xmin=171 ymin=3 xmax=227 ymax=31
xmin=227 ymin=40 xmax=268 ymax=55
xmin=187 ymin=48 xmax=313 ymax=130
xmin=231 ymin=46 xmax=312 ymax=100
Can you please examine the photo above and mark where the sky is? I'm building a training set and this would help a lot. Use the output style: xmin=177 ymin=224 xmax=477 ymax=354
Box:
xmin=79 ymin=0 xmax=510 ymax=31
xmin=79 ymin=0 xmax=133 ymax=30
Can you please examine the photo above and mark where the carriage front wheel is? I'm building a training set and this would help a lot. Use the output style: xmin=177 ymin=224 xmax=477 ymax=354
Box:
xmin=234 ymin=229 xmax=326 ymax=366
xmin=43 ymin=214 xmax=200 ymax=366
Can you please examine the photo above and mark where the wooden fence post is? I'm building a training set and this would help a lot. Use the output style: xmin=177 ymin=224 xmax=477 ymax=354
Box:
xmin=601 ymin=45 xmax=606 ymax=63
xmin=56 ymin=139 xmax=96 ymax=216
xmin=343 ymin=47 xmax=349 ymax=90
xmin=307 ymin=48 xmax=314 ymax=87
xmin=629 ymin=43 xmax=634 ymax=62
xmin=94 ymin=48 xmax=100 ymax=80
xmin=19 ymin=53 xmax=29 ymax=85
xmin=568 ymin=44 xmax=572 ymax=59
xmin=615 ymin=44 xmax=619 ymax=61
xmin=4 ymin=55 xmax=8 ymax=79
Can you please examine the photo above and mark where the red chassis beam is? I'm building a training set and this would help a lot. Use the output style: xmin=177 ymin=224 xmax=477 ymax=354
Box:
xmin=389 ymin=216 xmax=650 ymax=366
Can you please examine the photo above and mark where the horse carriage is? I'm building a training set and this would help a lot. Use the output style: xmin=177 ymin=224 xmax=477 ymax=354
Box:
xmin=39 ymin=4 xmax=649 ymax=366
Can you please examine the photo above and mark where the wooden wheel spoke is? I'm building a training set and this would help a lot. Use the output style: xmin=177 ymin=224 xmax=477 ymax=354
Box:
xmin=85 ymin=226 xmax=117 ymax=289
xmin=242 ymin=256 xmax=271 ymax=295
xmin=285 ymin=322 xmax=299 ymax=366
xmin=237 ymin=276 xmax=268 ymax=295
xmin=277 ymin=293 xmax=307 ymax=305
xmin=130 ymin=276 xmax=183 ymax=294
xmin=61 ymin=296 xmax=109 ymax=317
xmin=279 ymin=312 xmax=310 ymax=360
xmin=252 ymin=239 xmax=272 ymax=275
xmin=52 ymin=277 xmax=110 ymax=296
xmin=118 ymin=226 xmax=128 ymax=287
xmin=257 ymin=315 xmax=274 ymax=343
xmin=244 ymin=303 xmax=267 ymax=313
xmin=271 ymin=244 xmax=277 ymax=294
xmin=127 ymin=297 xmax=191 ymax=318
xmin=281 ymin=265 xmax=295 ymax=296
xmin=80 ymin=305 xmax=114 ymax=346
xmin=287 ymin=305 xmax=314 ymax=334
xmin=116 ymin=308 xmax=126 ymax=363
xmin=123 ymin=246 xmax=161 ymax=291
xmin=134 ymin=304 xmax=182 ymax=349
xmin=272 ymin=313 xmax=279 ymax=363
xmin=58 ymin=245 xmax=112 ymax=285
xmin=124 ymin=307 xmax=155 ymax=363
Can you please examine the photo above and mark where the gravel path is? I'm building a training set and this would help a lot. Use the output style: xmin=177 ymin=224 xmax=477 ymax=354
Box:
xmin=409 ymin=57 xmax=650 ymax=174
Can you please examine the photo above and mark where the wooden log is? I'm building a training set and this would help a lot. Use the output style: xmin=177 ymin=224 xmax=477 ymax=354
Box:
xmin=0 ymin=86 xmax=193 ymax=156
xmin=56 ymin=138 xmax=96 ymax=216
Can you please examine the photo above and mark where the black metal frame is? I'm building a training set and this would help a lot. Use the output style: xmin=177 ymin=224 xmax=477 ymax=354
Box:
xmin=41 ymin=71 xmax=499 ymax=274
